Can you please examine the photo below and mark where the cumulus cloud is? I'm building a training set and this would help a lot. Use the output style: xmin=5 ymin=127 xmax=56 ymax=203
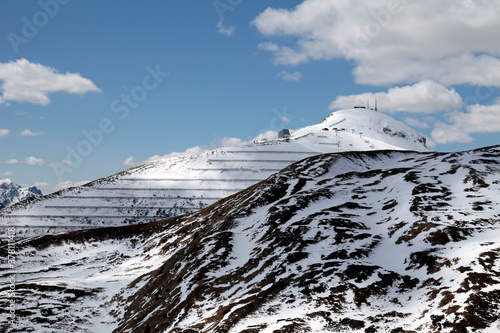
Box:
xmin=277 ymin=71 xmax=303 ymax=81
xmin=252 ymin=0 xmax=500 ymax=86
xmin=216 ymin=21 xmax=234 ymax=36
xmin=0 ymin=58 xmax=101 ymax=106
xmin=20 ymin=129 xmax=44 ymax=136
xmin=25 ymin=156 xmax=45 ymax=166
xmin=431 ymin=103 xmax=500 ymax=144
xmin=0 ymin=129 xmax=9 ymax=137
xmin=6 ymin=159 xmax=18 ymax=164
xmin=34 ymin=182 xmax=49 ymax=188
xmin=329 ymin=81 xmax=463 ymax=113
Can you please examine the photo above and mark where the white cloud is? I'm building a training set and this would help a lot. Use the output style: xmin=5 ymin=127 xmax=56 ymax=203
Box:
xmin=404 ymin=117 xmax=431 ymax=129
xmin=214 ymin=136 xmax=245 ymax=147
xmin=123 ymin=156 xmax=138 ymax=167
xmin=217 ymin=21 xmax=234 ymax=36
xmin=0 ymin=171 xmax=13 ymax=176
xmin=146 ymin=146 xmax=209 ymax=162
xmin=6 ymin=159 xmax=18 ymax=164
xmin=123 ymin=146 xmax=210 ymax=167
xmin=252 ymin=0 xmax=500 ymax=86
xmin=48 ymin=159 xmax=73 ymax=168
xmin=20 ymin=129 xmax=44 ymax=136
xmin=258 ymin=42 xmax=280 ymax=52
xmin=329 ymin=81 xmax=463 ymax=113
xmin=123 ymin=133 xmax=281 ymax=167
xmin=253 ymin=130 xmax=279 ymax=142
xmin=34 ymin=182 xmax=49 ymax=188
xmin=25 ymin=156 xmax=45 ymax=166
xmin=53 ymin=181 xmax=73 ymax=191
xmin=277 ymin=71 xmax=303 ymax=81
xmin=75 ymin=180 xmax=90 ymax=187
xmin=431 ymin=103 xmax=500 ymax=144
xmin=0 ymin=58 xmax=101 ymax=106
xmin=0 ymin=129 xmax=10 ymax=137
xmin=53 ymin=180 xmax=90 ymax=192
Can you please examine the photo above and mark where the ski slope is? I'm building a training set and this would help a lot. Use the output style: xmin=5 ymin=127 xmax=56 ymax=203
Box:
xmin=1 ymin=108 xmax=429 ymax=240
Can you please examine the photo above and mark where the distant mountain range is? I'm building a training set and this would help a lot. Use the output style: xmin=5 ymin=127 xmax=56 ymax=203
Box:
xmin=1 ymin=108 xmax=429 ymax=239
xmin=1 ymin=146 xmax=499 ymax=332
xmin=0 ymin=179 xmax=42 ymax=210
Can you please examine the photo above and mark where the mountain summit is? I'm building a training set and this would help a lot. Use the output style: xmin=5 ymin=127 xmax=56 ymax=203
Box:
xmin=2 ymin=108 xmax=428 ymax=239
xmin=0 ymin=179 xmax=42 ymax=210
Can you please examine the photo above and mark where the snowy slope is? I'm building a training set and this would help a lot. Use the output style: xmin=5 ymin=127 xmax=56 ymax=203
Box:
xmin=301 ymin=108 xmax=429 ymax=151
xmin=0 ymin=179 xmax=42 ymax=210
xmin=1 ymin=146 xmax=499 ymax=332
xmin=0 ymin=108 xmax=428 ymax=240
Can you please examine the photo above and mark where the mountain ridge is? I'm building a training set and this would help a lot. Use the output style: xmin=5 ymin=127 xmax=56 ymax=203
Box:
xmin=1 ymin=108 xmax=429 ymax=240
xmin=1 ymin=145 xmax=499 ymax=332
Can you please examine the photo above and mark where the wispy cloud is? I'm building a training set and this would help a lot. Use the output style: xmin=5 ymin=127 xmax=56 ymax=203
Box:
xmin=0 ymin=58 xmax=101 ymax=106
xmin=6 ymin=159 xmax=18 ymax=164
xmin=20 ymin=129 xmax=44 ymax=136
xmin=277 ymin=71 xmax=302 ymax=82
xmin=216 ymin=21 xmax=234 ymax=36
xmin=0 ymin=129 xmax=9 ymax=137
xmin=404 ymin=117 xmax=431 ymax=129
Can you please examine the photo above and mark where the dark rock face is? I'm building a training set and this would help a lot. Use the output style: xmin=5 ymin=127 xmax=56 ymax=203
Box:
xmin=1 ymin=146 xmax=499 ymax=333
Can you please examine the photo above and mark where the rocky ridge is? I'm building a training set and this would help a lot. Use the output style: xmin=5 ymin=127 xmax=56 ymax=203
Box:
xmin=1 ymin=146 xmax=499 ymax=332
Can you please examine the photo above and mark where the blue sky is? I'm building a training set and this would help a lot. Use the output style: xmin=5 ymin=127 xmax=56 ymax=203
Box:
xmin=0 ymin=0 xmax=499 ymax=193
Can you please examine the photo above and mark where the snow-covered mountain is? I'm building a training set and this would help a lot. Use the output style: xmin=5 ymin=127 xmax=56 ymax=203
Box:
xmin=1 ymin=108 xmax=428 ymax=239
xmin=1 ymin=146 xmax=499 ymax=332
xmin=0 ymin=179 xmax=42 ymax=210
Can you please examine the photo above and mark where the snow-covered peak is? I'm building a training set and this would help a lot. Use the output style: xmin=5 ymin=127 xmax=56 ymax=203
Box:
xmin=0 ymin=179 xmax=42 ymax=210
xmin=0 ymin=178 xmax=14 ymax=187
xmin=292 ymin=108 xmax=428 ymax=152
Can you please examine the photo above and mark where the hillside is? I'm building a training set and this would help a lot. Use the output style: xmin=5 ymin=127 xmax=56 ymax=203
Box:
xmin=1 ymin=146 xmax=499 ymax=332
xmin=0 ymin=179 xmax=42 ymax=210
xmin=1 ymin=108 xmax=428 ymax=240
